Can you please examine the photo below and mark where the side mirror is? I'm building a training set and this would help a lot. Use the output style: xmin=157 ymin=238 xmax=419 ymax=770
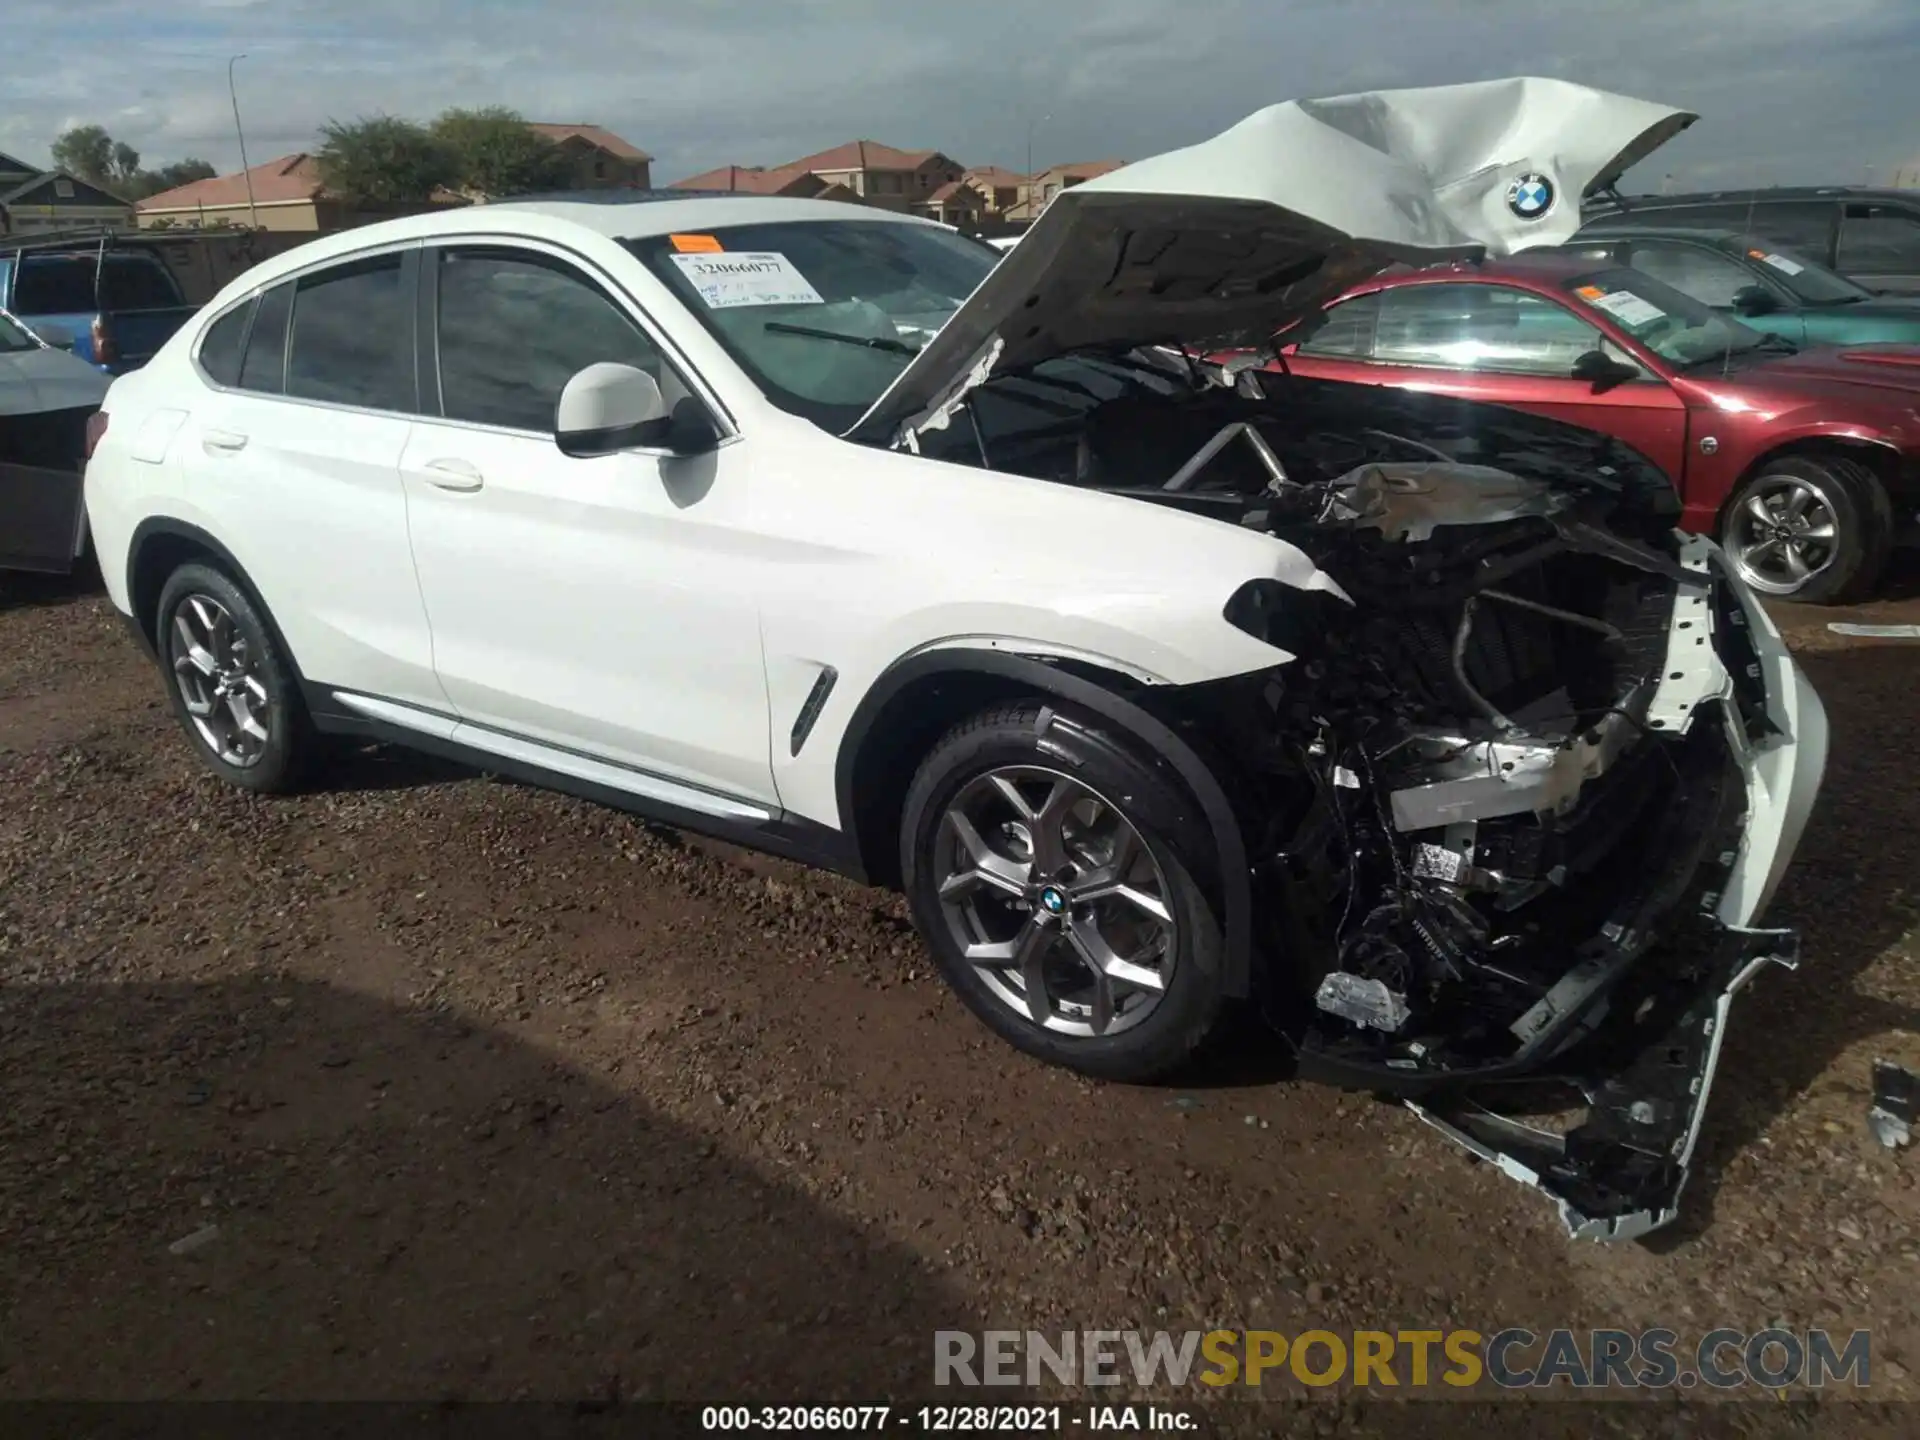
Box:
xmin=1731 ymin=285 xmax=1778 ymax=317
xmin=30 ymin=322 xmax=74 ymax=350
xmin=555 ymin=362 xmax=665 ymax=457
xmin=655 ymin=395 xmax=722 ymax=456
xmin=1571 ymin=349 xmax=1638 ymax=391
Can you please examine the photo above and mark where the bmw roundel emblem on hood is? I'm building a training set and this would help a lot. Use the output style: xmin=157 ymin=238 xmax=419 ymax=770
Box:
xmin=1506 ymin=172 xmax=1555 ymax=220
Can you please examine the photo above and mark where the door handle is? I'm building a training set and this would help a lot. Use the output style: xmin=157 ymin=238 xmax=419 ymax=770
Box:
xmin=202 ymin=429 xmax=249 ymax=454
xmin=421 ymin=457 xmax=484 ymax=492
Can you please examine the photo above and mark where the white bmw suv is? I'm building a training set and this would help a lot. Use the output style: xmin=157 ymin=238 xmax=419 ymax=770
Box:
xmin=86 ymin=79 xmax=1827 ymax=1239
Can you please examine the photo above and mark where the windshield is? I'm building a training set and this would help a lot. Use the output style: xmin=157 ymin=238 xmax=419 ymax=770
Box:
xmin=1726 ymin=236 xmax=1871 ymax=305
xmin=1562 ymin=267 xmax=1772 ymax=369
xmin=0 ymin=309 xmax=38 ymax=353
xmin=626 ymin=220 xmax=1000 ymax=430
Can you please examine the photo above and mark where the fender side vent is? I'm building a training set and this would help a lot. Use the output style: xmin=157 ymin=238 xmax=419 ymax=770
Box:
xmin=789 ymin=666 xmax=839 ymax=756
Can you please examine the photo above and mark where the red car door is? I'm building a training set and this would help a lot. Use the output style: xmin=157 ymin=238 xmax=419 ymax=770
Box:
xmin=1284 ymin=279 xmax=1691 ymax=483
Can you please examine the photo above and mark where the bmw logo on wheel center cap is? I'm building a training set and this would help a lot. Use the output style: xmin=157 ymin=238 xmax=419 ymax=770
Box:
xmin=1039 ymin=886 xmax=1067 ymax=916
xmin=1505 ymin=172 xmax=1555 ymax=221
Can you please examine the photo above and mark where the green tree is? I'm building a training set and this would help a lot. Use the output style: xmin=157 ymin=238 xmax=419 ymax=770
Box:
xmin=431 ymin=107 xmax=572 ymax=198
xmin=50 ymin=124 xmax=115 ymax=184
xmin=110 ymin=140 xmax=141 ymax=184
xmin=315 ymin=115 xmax=454 ymax=203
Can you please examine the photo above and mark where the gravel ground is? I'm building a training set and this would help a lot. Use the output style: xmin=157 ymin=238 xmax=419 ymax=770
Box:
xmin=1 ymin=567 xmax=1917 ymax=1429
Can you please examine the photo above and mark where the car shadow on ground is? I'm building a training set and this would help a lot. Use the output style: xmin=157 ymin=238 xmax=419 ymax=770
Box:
xmin=0 ymin=976 xmax=984 ymax=1401
xmin=1649 ymin=641 xmax=1920 ymax=1247
xmin=0 ymin=562 xmax=102 ymax=614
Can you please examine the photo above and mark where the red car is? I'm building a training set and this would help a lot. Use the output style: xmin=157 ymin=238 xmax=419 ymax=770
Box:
xmin=1274 ymin=254 xmax=1920 ymax=602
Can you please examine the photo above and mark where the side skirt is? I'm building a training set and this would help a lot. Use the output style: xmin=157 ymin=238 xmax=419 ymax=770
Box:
xmin=303 ymin=685 xmax=869 ymax=884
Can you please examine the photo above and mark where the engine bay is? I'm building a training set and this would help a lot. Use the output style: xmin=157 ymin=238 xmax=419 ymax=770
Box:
xmin=915 ymin=353 xmax=1796 ymax=1239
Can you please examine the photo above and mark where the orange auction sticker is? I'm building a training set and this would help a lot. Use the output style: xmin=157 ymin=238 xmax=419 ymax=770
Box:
xmin=671 ymin=233 xmax=724 ymax=253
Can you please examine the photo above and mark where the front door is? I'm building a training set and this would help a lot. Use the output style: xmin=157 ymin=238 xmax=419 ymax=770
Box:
xmin=400 ymin=241 xmax=776 ymax=806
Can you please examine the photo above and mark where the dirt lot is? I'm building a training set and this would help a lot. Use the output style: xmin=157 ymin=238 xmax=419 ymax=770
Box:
xmin=2 ymin=566 xmax=1917 ymax=1427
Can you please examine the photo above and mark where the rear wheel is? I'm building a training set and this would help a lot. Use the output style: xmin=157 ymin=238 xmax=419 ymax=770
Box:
xmin=156 ymin=562 xmax=314 ymax=793
xmin=1721 ymin=453 xmax=1891 ymax=604
xmin=900 ymin=702 xmax=1227 ymax=1082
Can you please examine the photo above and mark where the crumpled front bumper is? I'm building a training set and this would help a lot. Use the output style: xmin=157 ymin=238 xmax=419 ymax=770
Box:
xmin=1408 ymin=535 xmax=1828 ymax=1242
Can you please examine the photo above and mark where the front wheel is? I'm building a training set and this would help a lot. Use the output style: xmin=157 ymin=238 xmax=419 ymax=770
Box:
xmin=899 ymin=702 xmax=1228 ymax=1083
xmin=1721 ymin=454 xmax=1891 ymax=604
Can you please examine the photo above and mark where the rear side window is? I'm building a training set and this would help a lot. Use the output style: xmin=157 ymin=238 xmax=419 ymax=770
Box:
xmin=433 ymin=247 xmax=665 ymax=432
xmin=1838 ymin=205 xmax=1920 ymax=275
xmin=284 ymin=255 xmax=413 ymax=412
xmin=197 ymin=298 xmax=255 ymax=386
xmin=99 ymin=257 xmax=180 ymax=310
xmin=239 ymin=282 xmax=293 ymax=393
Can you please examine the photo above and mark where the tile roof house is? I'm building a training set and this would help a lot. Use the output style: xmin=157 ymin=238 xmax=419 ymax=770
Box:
xmin=960 ymin=165 xmax=1029 ymax=217
xmin=778 ymin=140 xmax=966 ymax=213
xmin=1004 ymin=160 xmax=1127 ymax=221
xmin=135 ymin=123 xmax=652 ymax=232
xmin=669 ymin=164 xmax=856 ymax=203
xmin=0 ymin=150 xmax=136 ymax=236
xmin=135 ymin=153 xmax=467 ymax=232
xmin=526 ymin=124 xmax=653 ymax=189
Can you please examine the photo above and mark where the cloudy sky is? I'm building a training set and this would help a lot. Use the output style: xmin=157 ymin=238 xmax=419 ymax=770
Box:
xmin=5 ymin=0 xmax=1918 ymax=190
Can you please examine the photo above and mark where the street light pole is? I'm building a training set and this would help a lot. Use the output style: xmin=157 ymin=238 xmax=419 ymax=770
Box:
xmin=228 ymin=54 xmax=260 ymax=230
xmin=1025 ymin=111 xmax=1051 ymax=220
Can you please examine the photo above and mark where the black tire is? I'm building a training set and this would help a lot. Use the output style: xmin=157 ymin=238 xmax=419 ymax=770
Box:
xmin=899 ymin=701 xmax=1228 ymax=1083
xmin=1721 ymin=453 xmax=1892 ymax=605
xmin=154 ymin=561 xmax=315 ymax=794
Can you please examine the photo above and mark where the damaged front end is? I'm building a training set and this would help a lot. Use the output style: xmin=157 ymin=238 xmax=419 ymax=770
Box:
xmin=1153 ymin=392 xmax=1822 ymax=1241
xmin=916 ymin=360 xmax=1825 ymax=1240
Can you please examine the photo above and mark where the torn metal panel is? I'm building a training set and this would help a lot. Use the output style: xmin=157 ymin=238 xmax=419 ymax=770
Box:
xmin=1408 ymin=925 xmax=1798 ymax=1243
xmin=1386 ymin=708 xmax=1644 ymax=831
xmin=1328 ymin=462 xmax=1572 ymax=542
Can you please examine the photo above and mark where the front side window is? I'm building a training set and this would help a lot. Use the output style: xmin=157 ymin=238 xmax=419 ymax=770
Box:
xmin=1627 ymin=242 xmax=1775 ymax=309
xmin=1295 ymin=291 xmax=1382 ymax=358
xmin=433 ymin=247 xmax=665 ymax=433
xmin=1726 ymin=235 xmax=1868 ymax=305
xmin=1367 ymin=283 xmax=1610 ymax=377
xmin=1560 ymin=266 xmax=1769 ymax=369
xmin=284 ymin=255 xmax=414 ymax=412
xmin=626 ymin=219 xmax=998 ymax=430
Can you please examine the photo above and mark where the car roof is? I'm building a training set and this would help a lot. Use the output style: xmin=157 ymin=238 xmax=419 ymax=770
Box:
xmin=209 ymin=193 xmax=943 ymax=298
xmin=1574 ymin=224 xmax=1748 ymax=245
xmin=1588 ymin=185 xmax=1913 ymax=210
xmin=1361 ymin=253 xmax=1605 ymax=289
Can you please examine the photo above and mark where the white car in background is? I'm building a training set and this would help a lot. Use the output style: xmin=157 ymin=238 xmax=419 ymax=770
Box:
xmin=0 ymin=306 xmax=110 ymax=572
xmin=85 ymin=78 xmax=1825 ymax=1241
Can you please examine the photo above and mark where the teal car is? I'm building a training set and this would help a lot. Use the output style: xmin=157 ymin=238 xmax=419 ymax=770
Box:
xmin=1563 ymin=225 xmax=1920 ymax=347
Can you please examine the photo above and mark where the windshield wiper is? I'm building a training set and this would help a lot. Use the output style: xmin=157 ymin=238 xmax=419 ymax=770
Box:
xmin=763 ymin=321 xmax=921 ymax=356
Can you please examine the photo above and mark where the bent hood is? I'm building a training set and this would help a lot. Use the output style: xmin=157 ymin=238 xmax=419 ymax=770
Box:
xmin=848 ymin=76 xmax=1695 ymax=447
xmin=0 ymin=344 xmax=111 ymax=417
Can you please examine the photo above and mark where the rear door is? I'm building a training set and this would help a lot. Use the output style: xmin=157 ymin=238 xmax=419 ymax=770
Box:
xmin=179 ymin=246 xmax=443 ymax=711
xmin=1288 ymin=281 xmax=1690 ymax=480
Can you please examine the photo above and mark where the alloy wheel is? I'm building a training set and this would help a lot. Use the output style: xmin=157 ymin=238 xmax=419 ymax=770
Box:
xmin=1727 ymin=474 xmax=1840 ymax=596
xmin=933 ymin=765 xmax=1177 ymax=1038
xmin=168 ymin=593 xmax=273 ymax=767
